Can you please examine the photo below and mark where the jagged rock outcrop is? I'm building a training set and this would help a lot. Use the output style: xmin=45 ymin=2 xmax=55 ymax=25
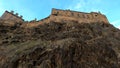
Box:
xmin=0 ymin=19 xmax=120 ymax=68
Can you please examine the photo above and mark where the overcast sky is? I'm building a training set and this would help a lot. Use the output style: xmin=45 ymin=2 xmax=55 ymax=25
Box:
xmin=0 ymin=0 xmax=120 ymax=29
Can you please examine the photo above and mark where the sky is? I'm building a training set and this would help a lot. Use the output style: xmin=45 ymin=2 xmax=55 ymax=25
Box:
xmin=0 ymin=0 xmax=120 ymax=29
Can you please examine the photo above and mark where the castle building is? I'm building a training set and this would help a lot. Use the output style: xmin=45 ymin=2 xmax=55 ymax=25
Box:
xmin=49 ymin=8 xmax=109 ymax=23
xmin=0 ymin=10 xmax=24 ymax=22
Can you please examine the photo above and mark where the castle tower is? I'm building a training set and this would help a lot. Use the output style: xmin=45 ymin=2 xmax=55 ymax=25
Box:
xmin=0 ymin=10 xmax=24 ymax=22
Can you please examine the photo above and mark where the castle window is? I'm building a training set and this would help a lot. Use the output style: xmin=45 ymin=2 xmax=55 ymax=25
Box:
xmin=95 ymin=14 xmax=97 ymax=17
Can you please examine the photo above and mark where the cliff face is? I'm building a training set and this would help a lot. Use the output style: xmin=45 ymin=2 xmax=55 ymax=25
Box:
xmin=0 ymin=20 xmax=120 ymax=68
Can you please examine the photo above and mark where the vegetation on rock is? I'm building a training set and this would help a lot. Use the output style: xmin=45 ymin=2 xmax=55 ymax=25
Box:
xmin=0 ymin=20 xmax=120 ymax=68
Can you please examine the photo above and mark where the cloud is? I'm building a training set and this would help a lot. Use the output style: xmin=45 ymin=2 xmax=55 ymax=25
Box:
xmin=66 ymin=0 xmax=104 ymax=12
xmin=67 ymin=0 xmax=85 ymax=11
xmin=74 ymin=3 xmax=82 ymax=10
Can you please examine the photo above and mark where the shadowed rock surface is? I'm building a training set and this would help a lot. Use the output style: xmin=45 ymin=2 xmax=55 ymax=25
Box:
xmin=0 ymin=20 xmax=120 ymax=68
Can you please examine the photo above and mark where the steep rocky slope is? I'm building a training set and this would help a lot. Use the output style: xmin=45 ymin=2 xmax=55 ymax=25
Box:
xmin=0 ymin=20 xmax=120 ymax=68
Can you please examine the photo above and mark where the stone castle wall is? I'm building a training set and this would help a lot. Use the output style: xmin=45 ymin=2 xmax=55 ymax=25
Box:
xmin=0 ymin=8 xmax=109 ymax=28
xmin=0 ymin=11 xmax=24 ymax=22
xmin=51 ymin=8 xmax=109 ymax=23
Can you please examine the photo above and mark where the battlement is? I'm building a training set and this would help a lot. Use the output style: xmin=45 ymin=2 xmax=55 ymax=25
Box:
xmin=0 ymin=10 xmax=24 ymax=22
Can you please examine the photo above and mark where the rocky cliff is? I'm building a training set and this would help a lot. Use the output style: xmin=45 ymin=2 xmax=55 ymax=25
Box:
xmin=0 ymin=20 xmax=120 ymax=68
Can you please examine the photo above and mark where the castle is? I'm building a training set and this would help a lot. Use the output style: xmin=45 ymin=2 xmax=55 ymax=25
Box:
xmin=0 ymin=8 xmax=109 ymax=27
